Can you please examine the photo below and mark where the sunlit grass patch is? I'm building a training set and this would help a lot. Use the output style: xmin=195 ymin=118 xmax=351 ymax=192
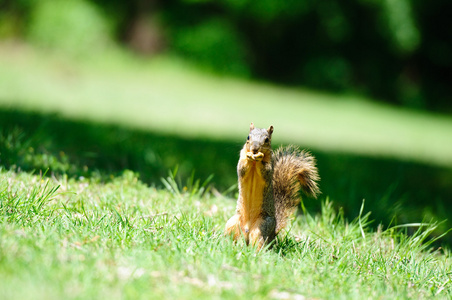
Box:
xmin=0 ymin=169 xmax=451 ymax=299
xmin=1 ymin=42 xmax=452 ymax=167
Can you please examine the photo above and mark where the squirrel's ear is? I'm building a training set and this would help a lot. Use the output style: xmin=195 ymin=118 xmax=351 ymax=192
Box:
xmin=250 ymin=122 xmax=255 ymax=131
xmin=267 ymin=125 xmax=274 ymax=136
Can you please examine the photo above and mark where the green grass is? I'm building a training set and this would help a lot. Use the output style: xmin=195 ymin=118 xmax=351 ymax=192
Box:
xmin=1 ymin=109 xmax=452 ymax=245
xmin=1 ymin=168 xmax=451 ymax=299
xmin=1 ymin=42 xmax=452 ymax=167
xmin=1 ymin=41 xmax=452 ymax=245
xmin=1 ymin=41 xmax=452 ymax=298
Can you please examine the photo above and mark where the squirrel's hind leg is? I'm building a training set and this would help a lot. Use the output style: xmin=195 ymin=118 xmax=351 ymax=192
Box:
xmin=249 ymin=216 xmax=276 ymax=249
xmin=225 ymin=214 xmax=242 ymax=241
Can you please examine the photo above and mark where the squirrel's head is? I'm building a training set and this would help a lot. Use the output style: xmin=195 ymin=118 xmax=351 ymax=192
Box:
xmin=246 ymin=122 xmax=274 ymax=155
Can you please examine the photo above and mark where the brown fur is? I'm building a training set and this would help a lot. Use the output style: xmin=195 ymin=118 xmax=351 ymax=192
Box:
xmin=225 ymin=123 xmax=320 ymax=249
xmin=273 ymin=145 xmax=320 ymax=233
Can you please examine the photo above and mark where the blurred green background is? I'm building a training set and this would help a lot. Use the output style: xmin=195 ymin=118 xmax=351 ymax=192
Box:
xmin=0 ymin=0 xmax=451 ymax=242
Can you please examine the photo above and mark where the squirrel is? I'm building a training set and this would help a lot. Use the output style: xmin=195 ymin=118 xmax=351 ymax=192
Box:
xmin=225 ymin=123 xmax=320 ymax=248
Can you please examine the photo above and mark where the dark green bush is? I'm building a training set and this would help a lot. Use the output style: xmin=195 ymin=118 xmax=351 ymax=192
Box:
xmin=0 ymin=0 xmax=451 ymax=111
xmin=171 ymin=18 xmax=250 ymax=76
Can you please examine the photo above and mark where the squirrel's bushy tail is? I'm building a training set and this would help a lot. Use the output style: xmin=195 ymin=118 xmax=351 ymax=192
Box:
xmin=272 ymin=145 xmax=320 ymax=233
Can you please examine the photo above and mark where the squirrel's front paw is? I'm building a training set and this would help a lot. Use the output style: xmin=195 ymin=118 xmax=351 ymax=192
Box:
xmin=246 ymin=152 xmax=255 ymax=161
xmin=246 ymin=152 xmax=264 ymax=161
xmin=253 ymin=152 xmax=264 ymax=161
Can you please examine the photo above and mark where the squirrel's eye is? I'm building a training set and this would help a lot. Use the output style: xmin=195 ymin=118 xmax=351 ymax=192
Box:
xmin=247 ymin=135 xmax=250 ymax=141
xmin=265 ymin=138 xmax=269 ymax=143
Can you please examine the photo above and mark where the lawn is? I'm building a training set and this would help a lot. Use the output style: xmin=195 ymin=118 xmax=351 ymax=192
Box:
xmin=1 ymin=169 xmax=451 ymax=299
xmin=1 ymin=42 xmax=452 ymax=298
xmin=1 ymin=42 xmax=452 ymax=168
xmin=1 ymin=41 xmax=452 ymax=237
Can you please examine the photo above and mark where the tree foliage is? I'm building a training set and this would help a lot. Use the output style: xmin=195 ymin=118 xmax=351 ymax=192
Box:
xmin=1 ymin=0 xmax=451 ymax=111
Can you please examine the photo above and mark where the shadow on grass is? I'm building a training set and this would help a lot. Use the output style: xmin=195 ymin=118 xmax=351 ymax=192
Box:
xmin=1 ymin=108 xmax=451 ymax=244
